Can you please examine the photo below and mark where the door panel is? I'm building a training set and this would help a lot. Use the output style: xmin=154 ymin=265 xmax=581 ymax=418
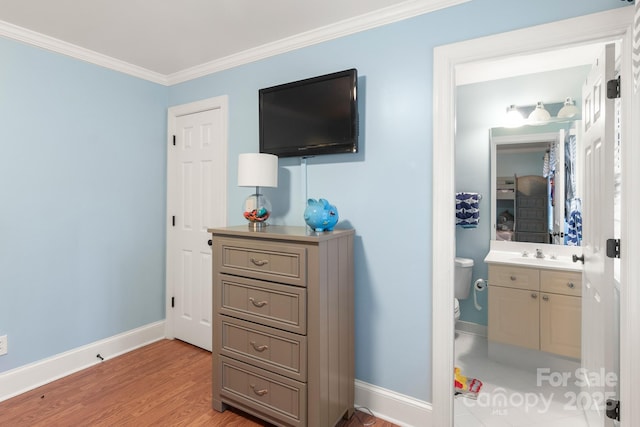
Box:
xmin=488 ymin=286 xmax=539 ymax=350
xmin=580 ymin=43 xmax=617 ymax=427
xmin=540 ymin=292 xmax=581 ymax=359
xmin=168 ymin=106 xmax=227 ymax=351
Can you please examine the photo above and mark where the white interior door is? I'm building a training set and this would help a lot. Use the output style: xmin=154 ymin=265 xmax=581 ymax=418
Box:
xmin=166 ymin=98 xmax=228 ymax=351
xmin=580 ymin=43 xmax=617 ymax=427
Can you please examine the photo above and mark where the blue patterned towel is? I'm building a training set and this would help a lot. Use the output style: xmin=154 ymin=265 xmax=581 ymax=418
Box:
xmin=456 ymin=192 xmax=480 ymax=228
xmin=567 ymin=209 xmax=582 ymax=246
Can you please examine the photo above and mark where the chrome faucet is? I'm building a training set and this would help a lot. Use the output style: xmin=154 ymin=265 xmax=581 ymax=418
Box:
xmin=535 ymin=248 xmax=545 ymax=259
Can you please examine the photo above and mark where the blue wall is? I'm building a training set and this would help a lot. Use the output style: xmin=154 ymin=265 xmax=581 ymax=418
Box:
xmin=0 ymin=38 xmax=168 ymax=371
xmin=0 ymin=0 xmax=625 ymax=404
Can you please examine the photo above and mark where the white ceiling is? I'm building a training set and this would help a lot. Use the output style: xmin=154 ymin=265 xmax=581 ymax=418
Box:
xmin=0 ymin=0 xmax=459 ymax=84
xmin=0 ymin=0 xmax=612 ymax=86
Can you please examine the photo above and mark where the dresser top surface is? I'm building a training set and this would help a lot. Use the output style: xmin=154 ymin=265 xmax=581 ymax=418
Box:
xmin=208 ymin=225 xmax=354 ymax=243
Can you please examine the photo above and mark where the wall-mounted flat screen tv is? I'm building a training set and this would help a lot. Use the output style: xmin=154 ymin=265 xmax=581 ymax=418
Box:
xmin=259 ymin=68 xmax=358 ymax=158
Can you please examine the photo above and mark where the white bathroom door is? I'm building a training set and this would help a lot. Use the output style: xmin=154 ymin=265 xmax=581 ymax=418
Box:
xmin=580 ymin=43 xmax=617 ymax=427
xmin=167 ymin=99 xmax=228 ymax=352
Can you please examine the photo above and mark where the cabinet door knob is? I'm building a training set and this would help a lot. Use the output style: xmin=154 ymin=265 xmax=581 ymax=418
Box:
xmin=531 ymin=293 xmax=538 ymax=299
xmin=249 ymin=297 xmax=268 ymax=308
xmin=567 ymin=282 xmax=575 ymax=289
xmin=250 ymin=384 xmax=268 ymax=396
xmin=510 ymin=276 xmax=517 ymax=281
xmin=250 ymin=341 xmax=269 ymax=352
xmin=208 ymin=239 xmax=212 ymax=246
xmin=542 ymin=295 xmax=549 ymax=301
xmin=572 ymin=254 xmax=584 ymax=264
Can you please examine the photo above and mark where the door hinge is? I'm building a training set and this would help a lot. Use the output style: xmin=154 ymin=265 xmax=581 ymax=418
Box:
xmin=606 ymin=238 xmax=621 ymax=258
xmin=172 ymin=135 xmax=176 ymax=146
xmin=607 ymin=76 xmax=620 ymax=99
xmin=171 ymin=297 xmax=175 ymax=308
xmin=606 ymin=398 xmax=620 ymax=421
xmin=172 ymin=215 xmax=175 ymax=227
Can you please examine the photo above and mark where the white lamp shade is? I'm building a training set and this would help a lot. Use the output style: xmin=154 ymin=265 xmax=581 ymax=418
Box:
xmin=528 ymin=102 xmax=551 ymax=123
xmin=238 ymin=153 xmax=278 ymax=188
xmin=557 ymin=97 xmax=580 ymax=118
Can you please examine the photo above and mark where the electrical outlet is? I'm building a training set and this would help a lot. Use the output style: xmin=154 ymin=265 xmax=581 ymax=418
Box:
xmin=0 ymin=335 xmax=7 ymax=356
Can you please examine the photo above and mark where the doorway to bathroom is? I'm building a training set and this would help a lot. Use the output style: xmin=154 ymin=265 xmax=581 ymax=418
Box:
xmin=455 ymin=43 xmax=617 ymax=426
xmin=431 ymin=7 xmax=637 ymax=427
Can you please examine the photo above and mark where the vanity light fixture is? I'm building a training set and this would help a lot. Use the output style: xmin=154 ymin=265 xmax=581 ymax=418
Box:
xmin=528 ymin=101 xmax=551 ymax=125
xmin=504 ymin=104 xmax=524 ymax=128
xmin=557 ymin=97 xmax=580 ymax=118
xmin=238 ymin=153 xmax=278 ymax=230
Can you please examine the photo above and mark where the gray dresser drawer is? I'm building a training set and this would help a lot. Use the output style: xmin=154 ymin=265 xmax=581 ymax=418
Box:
xmin=216 ymin=274 xmax=307 ymax=334
xmin=220 ymin=356 xmax=307 ymax=427
xmin=216 ymin=237 xmax=307 ymax=287
xmin=219 ymin=317 xmax=307 ymax=381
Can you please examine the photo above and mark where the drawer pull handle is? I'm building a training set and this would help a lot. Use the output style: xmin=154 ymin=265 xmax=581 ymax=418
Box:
xmin=249 ymin=297 xmax=268 ymax=308
xmin=250 ymin=341 xmax=269 ymax=352
xmin=250 ymin=384 xmax=268 ymax=396
xmin=510 ymin=276 xmax=517 ymax=281
xmin=567 ymin=282 xmax=575 ymax=289
xmin=250 ymin=258 xmax=269 ymax=266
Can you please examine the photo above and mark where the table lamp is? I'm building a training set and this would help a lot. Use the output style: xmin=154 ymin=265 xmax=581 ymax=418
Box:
xmin=238 ymin=153 xmax=278 ymax=230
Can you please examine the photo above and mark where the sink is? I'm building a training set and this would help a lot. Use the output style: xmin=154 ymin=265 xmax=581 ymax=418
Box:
xmin=484 ymin=250 xmax=582 ymax=271
xmin=507 ymin=256 xmax=576 ymax=269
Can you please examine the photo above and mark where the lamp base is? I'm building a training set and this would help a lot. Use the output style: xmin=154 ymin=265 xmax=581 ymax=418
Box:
xmin=242 ymin=192 xmax=272 ymax=229
xmin=247 ymin=222 xmax=268 ymax=231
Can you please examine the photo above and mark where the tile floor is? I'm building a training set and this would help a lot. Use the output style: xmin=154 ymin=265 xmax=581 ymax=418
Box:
xmin=454 ymin=331 xmax=589 ymax=427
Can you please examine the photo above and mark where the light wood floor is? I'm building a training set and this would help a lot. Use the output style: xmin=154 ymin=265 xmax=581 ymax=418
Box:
xmin=0 ymin=339 xmax=397 ymax=427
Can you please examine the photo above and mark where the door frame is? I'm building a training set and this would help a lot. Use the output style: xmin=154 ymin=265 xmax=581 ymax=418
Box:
xmin=432 ymin=7 xmax=636 ymax=426
xmin=164 ymin=96 xmax=229 ymax=341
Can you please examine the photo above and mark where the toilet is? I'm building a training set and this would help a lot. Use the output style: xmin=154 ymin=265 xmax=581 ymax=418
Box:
xmin=454 ymin=257 xmax=474 ymax=321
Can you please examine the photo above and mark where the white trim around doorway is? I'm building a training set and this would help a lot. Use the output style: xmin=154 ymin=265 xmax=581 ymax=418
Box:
xmin=432 ymin=7 xmax=636 ymax=426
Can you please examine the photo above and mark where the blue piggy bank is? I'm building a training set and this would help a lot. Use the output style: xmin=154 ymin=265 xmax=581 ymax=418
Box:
xmin=304 ymin=198 xmax=339 ymax=232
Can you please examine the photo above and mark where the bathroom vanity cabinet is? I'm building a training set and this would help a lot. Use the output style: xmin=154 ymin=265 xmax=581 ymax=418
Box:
xmin=209 ymin=226 xmax=355 ymax=427
xmin=488 ymin=264 xmax=581 ymax=359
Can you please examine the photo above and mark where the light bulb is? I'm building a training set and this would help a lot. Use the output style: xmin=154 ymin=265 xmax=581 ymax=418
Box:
xmin=504 ymin=105 xmax=524 ymax=128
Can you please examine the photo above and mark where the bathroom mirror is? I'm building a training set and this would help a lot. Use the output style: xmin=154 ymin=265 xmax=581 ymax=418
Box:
xmin=490 ymin=121 xmax=582 ymax=245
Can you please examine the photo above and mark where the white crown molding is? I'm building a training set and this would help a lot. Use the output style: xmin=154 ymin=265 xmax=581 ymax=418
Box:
xmin=167 ymin=0 xmax=471 ymax=86
xmin=0 ymin=19 xmax=168 ymax=85
xmin=165 ymin=0 xmax=472 ymax=85
xmin=1 ymin=0 xmax=469 ymax=87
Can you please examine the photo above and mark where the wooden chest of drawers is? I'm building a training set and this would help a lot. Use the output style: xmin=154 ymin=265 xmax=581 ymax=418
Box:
xmin=210 ymin=226 xmax=354 ymax=427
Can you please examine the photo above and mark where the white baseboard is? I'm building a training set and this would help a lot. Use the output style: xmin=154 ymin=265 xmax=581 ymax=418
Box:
xmin=2 ymin=323 xmax=434 ymax=427
xmin=355 ymin=380 xmax=432 ymax=427
xmin=455 ymin=320 xmax=487 ymax=337
xmin=0 ymin=321 xmax=166 ymax=402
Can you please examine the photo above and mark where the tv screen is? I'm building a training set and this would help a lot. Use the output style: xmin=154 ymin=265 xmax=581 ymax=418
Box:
xmin=259 ymin=69 xmax=358 ymax=158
